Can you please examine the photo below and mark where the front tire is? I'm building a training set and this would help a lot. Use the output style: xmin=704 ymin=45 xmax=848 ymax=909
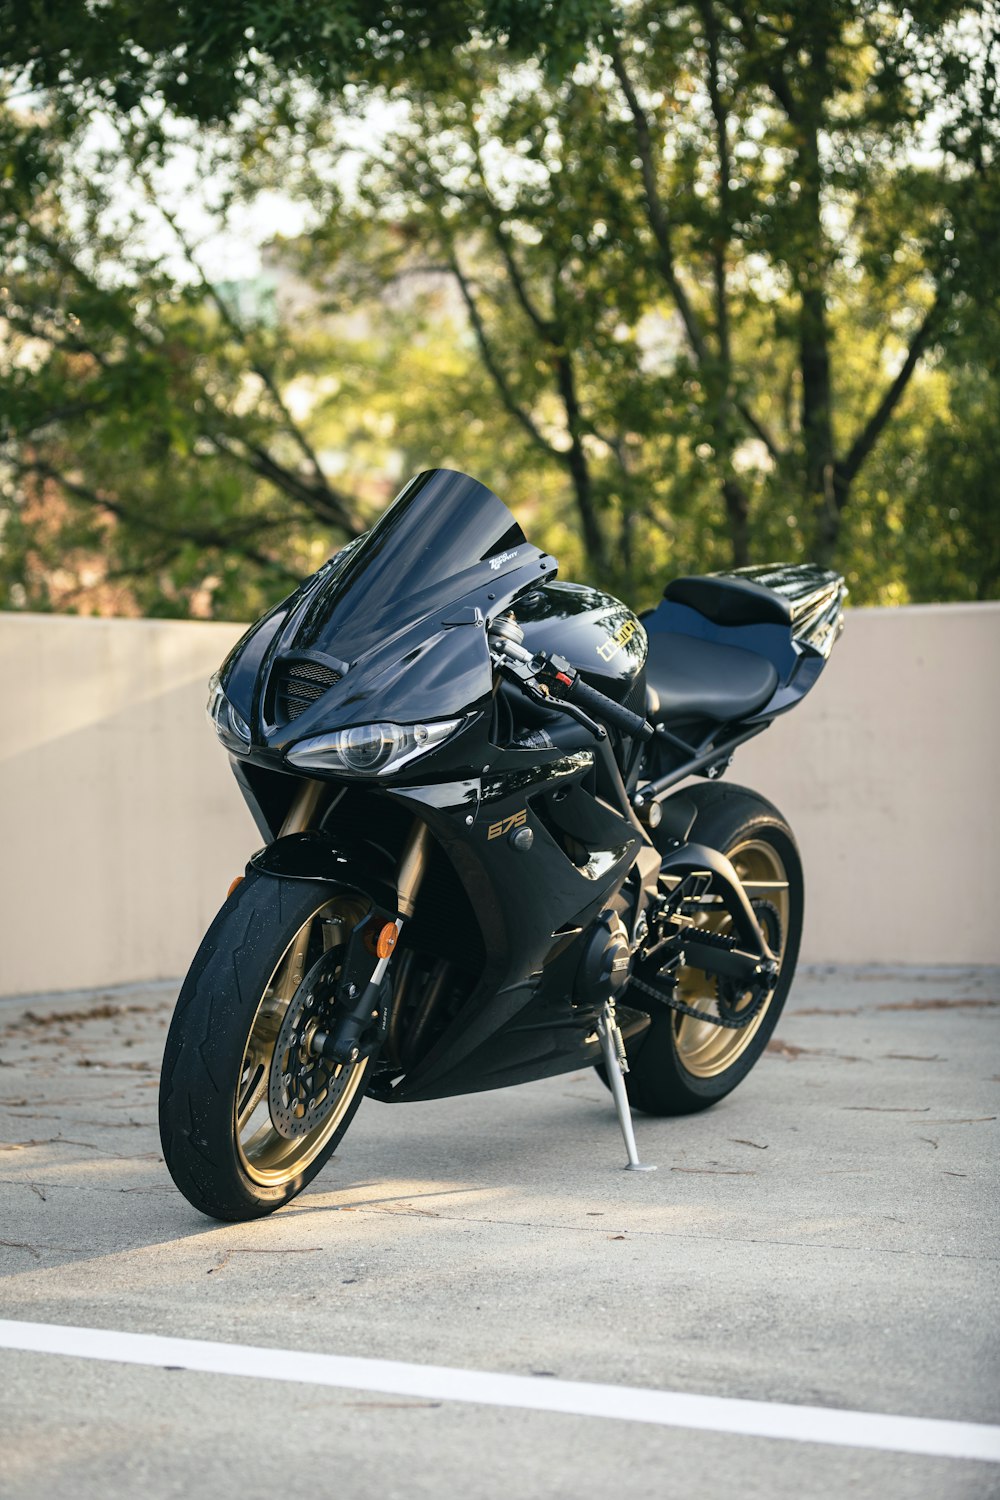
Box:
xmin=623 ymin=782 xmax=804 ymax=1116
xmin=159 ymin=870 xmax=375 ymax=1221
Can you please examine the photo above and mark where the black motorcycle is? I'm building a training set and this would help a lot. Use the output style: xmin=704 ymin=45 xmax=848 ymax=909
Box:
xmin=159 ymin=469 xmax=845 ymax=1221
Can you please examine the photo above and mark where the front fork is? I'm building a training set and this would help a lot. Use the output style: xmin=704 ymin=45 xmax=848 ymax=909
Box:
xmin=297 ymin=806 xmax=431 ymax=1066
xmin=278 ymin=777 xmax=326 ymax=837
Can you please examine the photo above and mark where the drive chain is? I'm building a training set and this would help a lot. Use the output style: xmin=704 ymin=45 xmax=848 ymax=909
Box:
xmin=627 ymin=971 xmax=769 ymax=1030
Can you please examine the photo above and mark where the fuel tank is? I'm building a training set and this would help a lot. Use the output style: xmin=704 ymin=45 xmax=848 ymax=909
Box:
xmin=514 ymin=582 xmax=647 ymax=709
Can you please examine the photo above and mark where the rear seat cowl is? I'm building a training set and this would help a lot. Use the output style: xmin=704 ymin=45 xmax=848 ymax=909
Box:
xmin=663 ymin=575 xmax=793 ymax=629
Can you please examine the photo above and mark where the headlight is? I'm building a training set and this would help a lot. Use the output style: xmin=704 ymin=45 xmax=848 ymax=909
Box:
xmin=286 ymin=718 xmax=462 ymax=776
xmin=207 ymin=673 xmax=251 ymax=752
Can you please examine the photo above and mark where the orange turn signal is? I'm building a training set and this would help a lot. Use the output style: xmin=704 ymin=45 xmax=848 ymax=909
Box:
xmin=376 ymin=923 xmax=399 ymax=960
xmin=227 ymin=875 xmax=244 ymax=898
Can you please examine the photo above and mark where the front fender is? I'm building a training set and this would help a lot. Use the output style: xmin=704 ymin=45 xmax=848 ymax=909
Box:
xmin=249 ymin=830 xmax=400 ymax=915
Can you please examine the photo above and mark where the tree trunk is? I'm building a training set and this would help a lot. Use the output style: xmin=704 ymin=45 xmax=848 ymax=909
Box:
xmin=785 ymin=8 xmax=841 ymax=565
xmin=796 ymin=114 xmax=839 ymax=567
xmin=620 ymin=501 xmax=635 ymax=587
xmin=723 ymin=477 xmax=751 ymax=568
xmin=554 ymin=351 xmax=606 ymax=576
xmin=814 ymin=466 xmax=851 ymax=568
xmin=565 ymin=436 xmax=605 ymax=577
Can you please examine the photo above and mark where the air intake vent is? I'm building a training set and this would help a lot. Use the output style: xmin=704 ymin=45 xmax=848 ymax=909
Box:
xmin=274 ymin=658 xmax=342 ymax=723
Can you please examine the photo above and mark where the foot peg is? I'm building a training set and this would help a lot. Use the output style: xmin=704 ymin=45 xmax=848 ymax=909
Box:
xmin=597 ymin=1001 xmax=656 ymax=1172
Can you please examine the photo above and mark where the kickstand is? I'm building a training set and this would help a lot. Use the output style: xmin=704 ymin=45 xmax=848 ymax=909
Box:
xmin=597 ymin=1001 xmax=657 ymax=1172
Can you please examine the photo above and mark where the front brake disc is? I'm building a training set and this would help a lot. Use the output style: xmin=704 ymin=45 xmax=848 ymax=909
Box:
xmin=267 ymin=950 xmax=356 ymax=1140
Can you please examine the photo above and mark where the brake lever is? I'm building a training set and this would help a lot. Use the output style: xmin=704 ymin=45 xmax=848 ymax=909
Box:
xmin=496 ymin=656 xmax=607 ymax=741
xmin=540 ymin=693 xmax=607 ymax=741
xmin=535 ymin=652 xmax=654 ymax=742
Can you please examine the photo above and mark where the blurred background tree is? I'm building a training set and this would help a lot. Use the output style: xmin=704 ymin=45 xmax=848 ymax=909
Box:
xmin=1 ymin=0 xmax=996 ymax=617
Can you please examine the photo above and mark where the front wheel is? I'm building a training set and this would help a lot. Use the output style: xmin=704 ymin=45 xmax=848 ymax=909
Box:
xmin=622 ymin=783 xmax=804 ymax=1116
xmin=159 ymin=870 xmax=376 ymax=1221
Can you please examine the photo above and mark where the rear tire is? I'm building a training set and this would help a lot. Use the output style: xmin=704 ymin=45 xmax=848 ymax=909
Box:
xmin=622 ymin=782 xmax=803 ymax=1116
xmin=159 ymin=870 xmax=375 ymax=1221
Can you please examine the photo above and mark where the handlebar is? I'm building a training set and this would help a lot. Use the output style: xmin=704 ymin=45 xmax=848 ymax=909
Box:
xmin=560 ymin=673 xmax=653 ymax=741
xmin=490 ymin=627 xmax=653 ymax=743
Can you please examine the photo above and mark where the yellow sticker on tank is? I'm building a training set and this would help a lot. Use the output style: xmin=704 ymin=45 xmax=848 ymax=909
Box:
xmin=597 ymin=617 xmax=638 ymax=663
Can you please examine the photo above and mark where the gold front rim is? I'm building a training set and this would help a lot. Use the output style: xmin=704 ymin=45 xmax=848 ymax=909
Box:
xmin=235 ymin=896 xmax=369 ymax=1187
xmin=673 ymin=837 xmax=789 ymax=1079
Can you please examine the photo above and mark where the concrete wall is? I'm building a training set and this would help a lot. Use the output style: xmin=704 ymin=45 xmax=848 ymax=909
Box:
xmin=734 ymin=603 xmax=999 ymax=967
xmin=0 ymin=615 xmax=249 ymax=997
xmin=1 ymin=603 xmax=998 ymax=997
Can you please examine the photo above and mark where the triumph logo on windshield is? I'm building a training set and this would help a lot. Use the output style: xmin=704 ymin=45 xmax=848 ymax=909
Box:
xmin=488 ymin=550 xmax=519 ymax=571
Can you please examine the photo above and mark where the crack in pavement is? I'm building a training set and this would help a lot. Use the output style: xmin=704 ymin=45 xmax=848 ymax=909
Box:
xmin=350 ymin=1204 xmax=1000 ymax=1264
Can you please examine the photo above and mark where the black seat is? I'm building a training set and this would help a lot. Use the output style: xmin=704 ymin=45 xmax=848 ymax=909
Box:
xmin=664 ymin=574 xmax=792 ymax=628
xmin=645 ymin=632 xmax=778 ymax=724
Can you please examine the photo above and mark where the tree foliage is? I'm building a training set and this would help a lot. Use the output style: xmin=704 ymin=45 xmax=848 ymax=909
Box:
xmin=1 ymin=0 xmax=996 ymax=615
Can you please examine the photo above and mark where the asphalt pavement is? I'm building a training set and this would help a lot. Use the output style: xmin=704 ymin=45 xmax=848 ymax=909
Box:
xmin=1 ymin=966 xmax=997 ymax=1499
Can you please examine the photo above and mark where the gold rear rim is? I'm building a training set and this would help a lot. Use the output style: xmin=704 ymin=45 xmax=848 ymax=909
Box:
xmin=235 ymin=895 xmax=369 ymax=1187
xmin=673 ymin=837 xmax=790 ymax=1078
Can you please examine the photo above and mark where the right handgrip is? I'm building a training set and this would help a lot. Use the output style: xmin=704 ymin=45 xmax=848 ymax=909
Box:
xmin=565 ymin=675 xmax=653 ymax=741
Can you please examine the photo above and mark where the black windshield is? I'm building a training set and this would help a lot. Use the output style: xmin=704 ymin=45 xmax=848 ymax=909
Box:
xmin=358 ymin=469 xmax=525 ymax=588
xmin=295 ymin=469 xmax=527 ymax=661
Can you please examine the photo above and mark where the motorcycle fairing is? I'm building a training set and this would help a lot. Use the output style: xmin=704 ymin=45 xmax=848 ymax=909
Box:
xmin=220 ymin=470 xmax=557 ymax=755
xmin=366 ymin=750 xmax=649 ymax=1101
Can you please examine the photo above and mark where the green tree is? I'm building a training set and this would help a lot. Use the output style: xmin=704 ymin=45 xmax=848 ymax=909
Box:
xmin=0 ymin=0 xmax=996 ymax=613
xmin=0 ymin=104 xmax=362 ymax=614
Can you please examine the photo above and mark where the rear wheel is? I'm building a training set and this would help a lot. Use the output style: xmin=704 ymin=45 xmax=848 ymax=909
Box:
xmin=623 ymin=783 xmax=803 ymax=1116
xmin=159 ymin=870 xmax=375 ymax=1221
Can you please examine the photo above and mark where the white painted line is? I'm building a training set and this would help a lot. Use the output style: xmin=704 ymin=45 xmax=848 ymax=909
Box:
xmin=1 ymin=1319 xmax=998 ymax=1463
